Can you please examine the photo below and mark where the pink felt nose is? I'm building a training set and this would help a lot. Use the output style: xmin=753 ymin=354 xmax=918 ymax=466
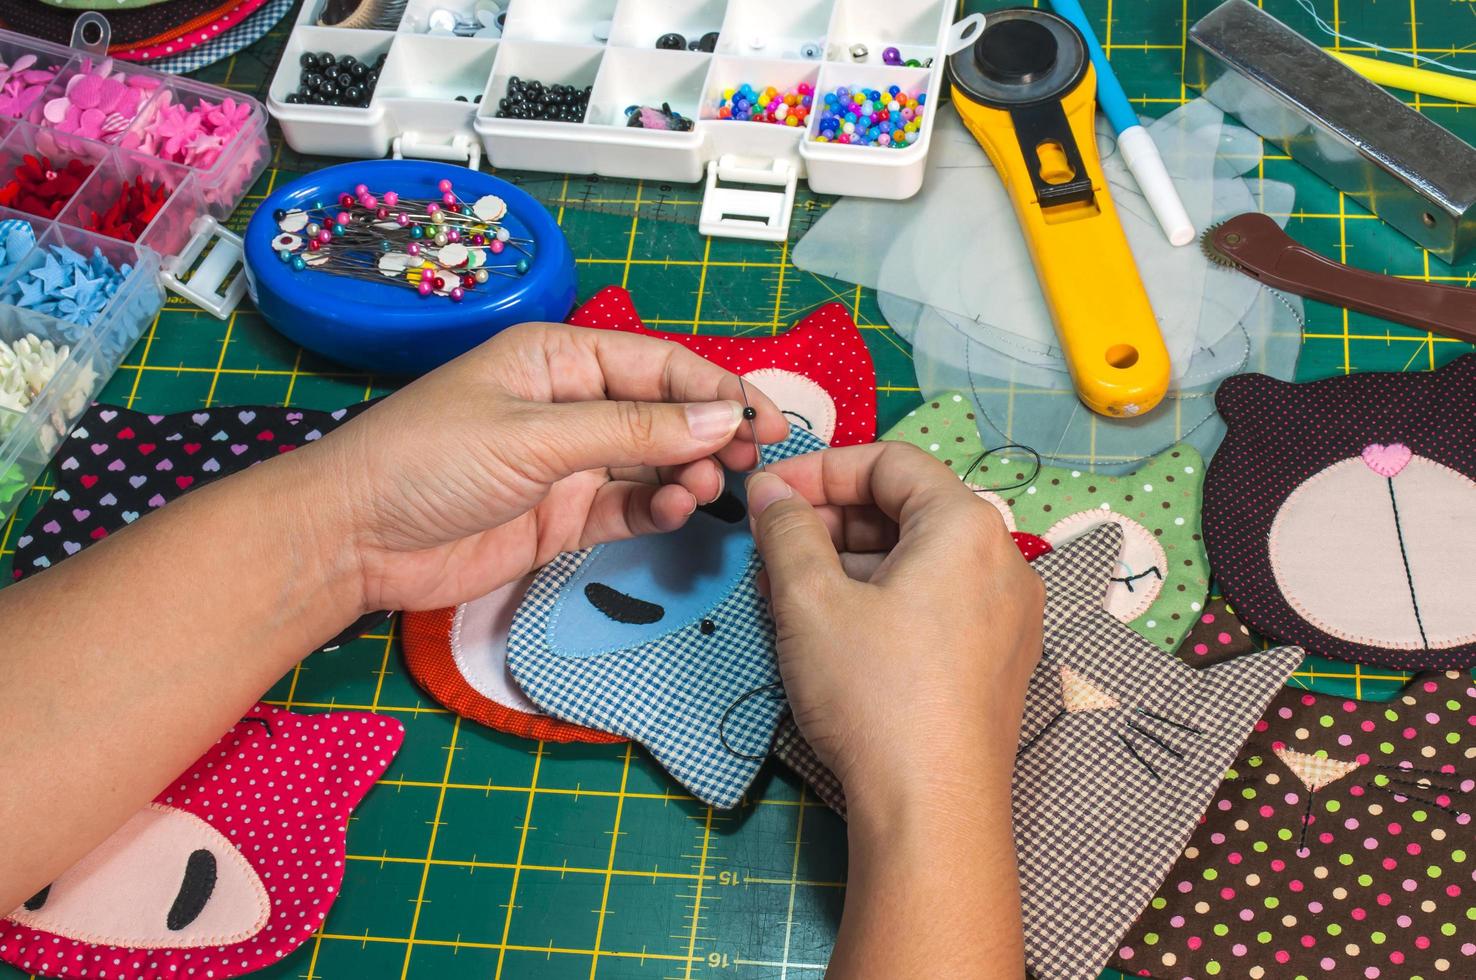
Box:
xmin=1361 ymin=442 xmax=1413 ymax=478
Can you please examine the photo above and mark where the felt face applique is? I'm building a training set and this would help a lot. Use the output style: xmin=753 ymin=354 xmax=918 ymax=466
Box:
xmin=883 ymin=393 xmax=1209 ymax=651
xmin=773 ymin=524 xmax=1303 ymax=980
xmin=1 ymin=705 xmax=403 ymax=980
xmin=1112 ymin=663 xmax=1475 ymax=978
xmin=1205 ymin=357 xmax=1476 ymax=670
xmin=401 ymin=287 xmax=877 ymax=748
xmin=505 ymin=426 xmax=828 ymax=808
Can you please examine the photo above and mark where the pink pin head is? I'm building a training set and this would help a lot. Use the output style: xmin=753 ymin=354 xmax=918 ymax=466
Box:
xmin=438 ymin=178 xmax=453 ymax=193
xmin=383 ymin=190 xmax=398 ymax=207
xmin=395 ymin=212 xmax=409 ymax=226
xmin=353 ymin=182 xmax=368 ymax=196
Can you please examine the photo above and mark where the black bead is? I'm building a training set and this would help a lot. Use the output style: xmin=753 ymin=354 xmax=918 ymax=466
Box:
xmin=299 ymin=51 xmax=319 ymax=70
xmin=697 ymin=31 xmax=719 ymax=52
xmin=319 ymin=51 xmax=335 ymax=65
xmin=657 ymin=32 xmax=686 ymax=50
xmin=285 ymin=92 xmax=302 ymax=104
xmin=340 ymin=54 xmax=358 ymax=68
xmin=474 ymin=94 xmax=482 ymax=103
xmin=699 ymin=619 xmax=716 ymax=635
xmin=454 ymin=94 xmax=467 ymax=101
xmin=302 ymin=71 xmax=322 ymax=89
xmin=323 ymin=63 xmax=341 ymax=79
xmin=742 ymin=406 xmax=757 ymax=420
xmin=345 ymin=84 xmax=366 ymax=103
xmin=349 ymin=61 xmax=368 ymax=78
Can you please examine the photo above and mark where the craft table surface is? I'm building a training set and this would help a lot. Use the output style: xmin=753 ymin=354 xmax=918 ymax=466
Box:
xmin=3 ymin=1 xmax=1473 ymax=977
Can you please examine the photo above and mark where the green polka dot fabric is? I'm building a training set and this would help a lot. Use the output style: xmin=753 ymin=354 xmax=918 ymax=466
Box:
xmin=883 ymin=393 xmax=1210 ymax=651
xmin=1112 ymin=666 xmax=1476 ymax=979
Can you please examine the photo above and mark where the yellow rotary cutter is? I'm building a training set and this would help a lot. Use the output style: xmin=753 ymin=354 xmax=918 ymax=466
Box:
xmin=948 ymin=9 xmax=1169 ymax=417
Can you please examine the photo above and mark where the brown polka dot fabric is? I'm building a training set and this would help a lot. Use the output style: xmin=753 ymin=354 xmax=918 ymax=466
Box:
xmin=1204 ymin=356 xmax=1476 ymax=671
xmin=1112 ymin=667 xmax=1476 ymax=979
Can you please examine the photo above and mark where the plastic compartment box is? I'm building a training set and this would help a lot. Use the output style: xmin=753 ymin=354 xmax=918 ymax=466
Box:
xmin=268 ymin=0 xmax=954 ymax=239
xmin=0 ymin=25 xmax=268 ymax=525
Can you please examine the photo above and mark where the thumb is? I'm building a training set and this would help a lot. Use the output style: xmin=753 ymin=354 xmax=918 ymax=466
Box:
xmin=747 ymin=472 xmax=845 ymax=604
xmin=518 ymin=398 xmax=744 ymax=480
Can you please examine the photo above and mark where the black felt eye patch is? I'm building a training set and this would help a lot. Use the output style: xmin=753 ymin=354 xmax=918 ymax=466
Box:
xmin=696 ymin=490 xmax=745 ymax=524
xmin=583 ymin=582 xmax=665 ymax=624
xmin=167 ymin=849 xmax=218 ymax=931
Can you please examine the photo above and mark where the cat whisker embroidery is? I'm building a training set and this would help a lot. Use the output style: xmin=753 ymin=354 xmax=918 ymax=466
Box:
xmin=1361 ymin=764 xmax=1472 ymax=819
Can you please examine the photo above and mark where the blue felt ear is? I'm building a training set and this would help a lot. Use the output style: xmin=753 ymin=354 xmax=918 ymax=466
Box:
xmin=548 ymin=479 xmax=755 ymax=657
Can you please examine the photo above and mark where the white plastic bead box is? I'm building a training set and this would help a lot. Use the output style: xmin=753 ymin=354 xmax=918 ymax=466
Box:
xmin=0 ymin=25 xmax=269 ymax=524
xmin=268 ymin=0 xmax=954 ymax=240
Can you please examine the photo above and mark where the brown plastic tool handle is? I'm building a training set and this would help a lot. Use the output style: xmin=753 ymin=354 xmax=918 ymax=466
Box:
xmin=1210 ymin=212 xmax=1476 ymax=345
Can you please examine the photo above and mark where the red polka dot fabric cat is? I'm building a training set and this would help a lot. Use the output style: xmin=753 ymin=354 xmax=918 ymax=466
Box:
xmin=1204 ymin=356 xmax=1476 ymax=670
xmin=567 ymin=286 xmax=877 ymax=447
xmin=1 ymin=705 xmax=403 ymax=980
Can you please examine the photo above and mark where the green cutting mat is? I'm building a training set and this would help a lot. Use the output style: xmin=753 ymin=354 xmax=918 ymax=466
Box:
xmin=4 ymin=1 xmax=1475 ymax=976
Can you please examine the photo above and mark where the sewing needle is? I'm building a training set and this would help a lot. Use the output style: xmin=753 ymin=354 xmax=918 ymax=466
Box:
xmin=737 ymin=376 xmax=765 ymax=472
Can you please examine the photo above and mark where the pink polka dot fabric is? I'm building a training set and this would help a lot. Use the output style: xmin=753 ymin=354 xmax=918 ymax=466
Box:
xmin=0 ymin=705 xmax=404 ymax=980
xmin=1112 ymin=669 xmax=1475 ymax=979
xmin=566 ymin=286 xmax=877 ymax=447
xmin=1204 ymin=356 xmax=1476 ymax=670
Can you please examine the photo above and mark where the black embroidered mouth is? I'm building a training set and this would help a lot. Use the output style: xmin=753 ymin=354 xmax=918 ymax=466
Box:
xmin=583 ymin=582 xmax=665 ymax=624
xmin=22 ymin=885 xmax=49 ymax=912
xmin=167 ymin=849 xmax=218 ymax=931
xmin=696 ymin=490 xmax=745 ymax=524
xmin=1111 ymin=567 xmax=1164 ymax=593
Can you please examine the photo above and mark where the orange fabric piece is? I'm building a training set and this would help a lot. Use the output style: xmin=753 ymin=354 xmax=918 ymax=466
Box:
xmin=401 ymin=607 xmax=625 ymax=744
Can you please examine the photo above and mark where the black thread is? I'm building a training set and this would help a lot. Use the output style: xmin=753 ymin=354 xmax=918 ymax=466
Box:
xmin=1016 ymin=710 xmax=1065 ymax=761
xmin=962 ymin=444 xmax=1043 ymax=494
xmin=1296 ymin=789 xmax=1316 ymax=855
xmin=1112 ymin=567 xmax=1163 ymax=593
xmin=780 ymin=409 xmax=813 ymax=431
xmin=1387 ymin=477 xmax=1430 ymax=649
xmin=696 ymin=491 xmax=745 ymax=524
xmin=718 ymin=683 xmax=786 ymax=760
xmin=1135 ymin=707 xmax=1206 ymax=736
xmin=1126 ymin=721 xmax=1183 ymax=758
xmin=1381 ymin=774 xmax=1463 ymax=795
xmin=242 ymin=717 xmax=273 ymax=737
xmin=166 ymin=849 xmax=218 ymax=931
xmin=583 ymin=582 xmax=665 ymax=624
xmin=1362 ymin=781 xmax=1466 ymax=817
xmin=1120 ymin=734 xmax=1162 ymax=781
xmin=1377 ymin=762 xmax=1469 ymax=780
xmin=22 ymin=885 xmax=49 ymax=911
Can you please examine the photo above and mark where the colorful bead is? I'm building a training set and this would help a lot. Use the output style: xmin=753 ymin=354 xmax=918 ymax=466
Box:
xmin=713 ymin=81 xmax=816 ymax=124
xmin=811 ymin=84 xmax=925 ymax=148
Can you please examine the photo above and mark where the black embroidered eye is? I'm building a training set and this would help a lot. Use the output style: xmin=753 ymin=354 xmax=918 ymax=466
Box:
xmin=699 ymin=619 xmax=716 ymax=635
xmin=1111 ymin=567 xmax=1164 ymax=593
xmin=583 ymin=582 xmax=665 ymax=624
xmin=781 ymin=409 xmax=815 ymax=431
xmin=696 ymin=491 xmax=745 ymax=524
xmin=22 ymin=885 xmax=50 ymax=911
xmin=167 ymin=849 xmax=218 ymax=931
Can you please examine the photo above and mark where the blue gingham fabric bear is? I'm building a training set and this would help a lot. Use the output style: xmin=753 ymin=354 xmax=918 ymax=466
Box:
xmin=506 ymin=427 xmax=827 ymax=808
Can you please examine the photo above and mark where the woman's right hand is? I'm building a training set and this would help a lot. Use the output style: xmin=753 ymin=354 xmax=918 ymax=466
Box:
xmin=746 ymin=441 xmax=1044 ymax=978
xmin=746 ymin=441 xmax=1045 ymax=820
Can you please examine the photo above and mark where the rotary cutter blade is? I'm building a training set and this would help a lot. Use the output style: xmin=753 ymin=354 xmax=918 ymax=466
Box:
xmin=947 ymin=8 xmax=1170 ymax=418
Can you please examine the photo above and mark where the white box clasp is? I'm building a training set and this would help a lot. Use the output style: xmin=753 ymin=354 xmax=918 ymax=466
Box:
xmin=698 ymin=155 xmax=797 ymax=242
xmin=392 ymin=132 xmax=482 ymax=170
xmin=160 ymin=217 xmax=247 ymax=321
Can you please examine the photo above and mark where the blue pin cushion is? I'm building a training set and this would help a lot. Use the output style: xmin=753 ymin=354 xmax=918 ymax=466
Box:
xmin=245 ymin=160 xmax=576 ymax=375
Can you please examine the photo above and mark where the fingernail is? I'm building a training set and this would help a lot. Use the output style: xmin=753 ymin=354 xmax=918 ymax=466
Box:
xmin=685 ymin=401 xmax=742 ymax=441
xmin=746 ymin=472 xmax=792 ymax=517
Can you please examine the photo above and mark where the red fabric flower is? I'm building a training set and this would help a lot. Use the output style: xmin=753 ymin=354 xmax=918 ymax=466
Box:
xmin=0 ymin=154 xmax=94 ymax=218
xmin=81 ymin=176 xmax=168 ymax=242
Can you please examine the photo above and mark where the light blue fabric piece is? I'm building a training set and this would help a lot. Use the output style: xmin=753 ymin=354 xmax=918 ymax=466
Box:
xmin=506 ymin=427 xmax=827 ymax=808
xmin=550 ymin=476 xmax=753 ymax=656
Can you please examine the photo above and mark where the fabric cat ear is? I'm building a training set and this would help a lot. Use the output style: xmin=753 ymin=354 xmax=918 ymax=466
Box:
xmin=1190 ymin=645 xmax=1306 ymax=730
xmin=1214 ymin=372 xmax=1298 ymax=425
xmin=564 ymin=285 xmax=645 ymax=331
xmin=1035 ymin=522 xmax=1124 ymax=619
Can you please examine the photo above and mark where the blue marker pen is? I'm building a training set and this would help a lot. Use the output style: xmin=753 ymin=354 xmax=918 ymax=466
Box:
xmin=1050 ymin=0 xmax=1195 ymax=246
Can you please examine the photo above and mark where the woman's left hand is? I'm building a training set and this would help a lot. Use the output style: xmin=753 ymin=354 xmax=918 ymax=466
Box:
xmin=294 ymin=321 xmax=788 ymax=613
